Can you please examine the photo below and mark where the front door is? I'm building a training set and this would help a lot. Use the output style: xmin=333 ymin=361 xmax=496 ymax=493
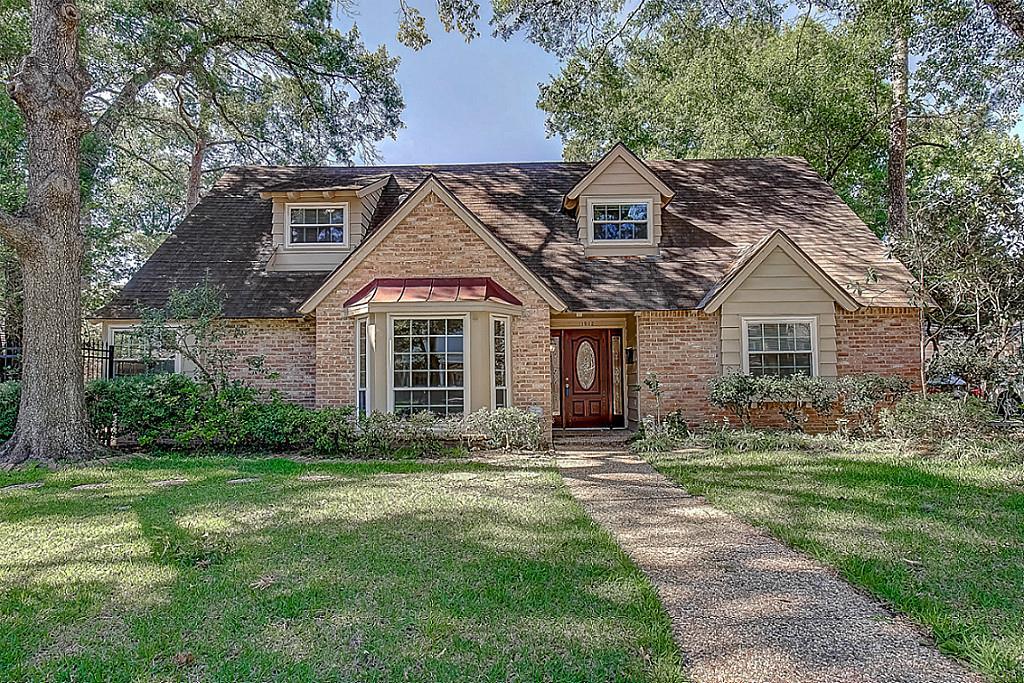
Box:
xmin=556 ymin=329 xmax=612 ymax=428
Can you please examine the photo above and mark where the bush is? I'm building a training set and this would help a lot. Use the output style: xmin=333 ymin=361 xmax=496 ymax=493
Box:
xmin=308 ymin=406 xmax=357 ymax=456
xmin=879 ymin=393 xmax=997 ymax=441
xmin=835 ymin=374 xmax=911 ymax=432
xmin=629 ymin=409 xmax=690 ymax=453
xmin=708 ymin=372 xmax=910 ymax=433
xmin=708 ymin=374 xmax=761 ymax=426
xmin=0 ymin=382 xmax=19 ymax=441
xmin=354 ymin=410 xmax=457 ymax=458
xmin=462 ymin=407 xmax=543 ymax=451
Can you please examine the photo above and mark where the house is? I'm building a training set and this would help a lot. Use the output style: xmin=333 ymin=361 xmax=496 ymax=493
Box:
xmin=96 ymin=144 xmax=922 ymax=436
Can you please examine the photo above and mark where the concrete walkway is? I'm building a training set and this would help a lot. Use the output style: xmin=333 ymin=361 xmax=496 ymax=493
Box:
xmin=557 ymin=449 xmax=981 ymax=683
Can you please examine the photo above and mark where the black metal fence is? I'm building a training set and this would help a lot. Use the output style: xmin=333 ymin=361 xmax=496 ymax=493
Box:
xmin=0 ymin=337 xmax=153 ymax=383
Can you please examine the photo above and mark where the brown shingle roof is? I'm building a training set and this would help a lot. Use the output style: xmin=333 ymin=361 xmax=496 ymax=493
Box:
xmin=97 ymin=158 xmax=915 ymax=319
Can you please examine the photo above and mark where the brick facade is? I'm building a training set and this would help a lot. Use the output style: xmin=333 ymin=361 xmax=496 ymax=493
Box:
xmin=635 ymin=310 xmax=721 ymax=424
xmin=313 ymin=192 xmax=553 ymax=428
xmin=635 ymin=306 xmax=922 ymax=429
xmin=211 ymin=285 xmax=919 ymax=434
xmin=836 ymin=307 xmax=923 ymax=387
xmin=220 ymin=318 xmax=317 ymax=405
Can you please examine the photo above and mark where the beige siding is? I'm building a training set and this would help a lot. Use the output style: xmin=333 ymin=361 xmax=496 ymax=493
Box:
xmin=268 ymin=191 xmax=374 ymax=272
xmin=575 ymin=157 xmax=663 ymax=248
xmin=720 ymin=247 xmax=839 ymax=377
xmin=359 ymin=186 xmax=383 ymax=240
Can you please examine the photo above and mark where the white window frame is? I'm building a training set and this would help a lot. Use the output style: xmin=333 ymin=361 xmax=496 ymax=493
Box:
xmin=490 ymin=314 xmax=511 ymax=409
xmin=586 ymin=197 xmax=655 ymax=245
xmin=355 ymin=317 xmax=370 ymax=417
xmin=740 ymin=316 xmax=819 ymax=377
xmin=105 ymin=323 xmax=183 ymax=374
xmin=386 ymin=313 xmax=471 ymax=416
xmin=284 ymin=202 xmax=350 ymax=249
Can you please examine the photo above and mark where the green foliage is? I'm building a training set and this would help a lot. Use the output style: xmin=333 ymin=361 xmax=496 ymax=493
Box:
xmin=307 ymin=406 xmax=358 ymax=456
xmin=707 ymin=373 xmax=762 ymax=426
xmin=0 ymin=381 xmax=18 ymax=441
xmin=898 ymin=133 xmax=1024 ymax=355
xmin=539 ymin=13 xmax=892 ymax=230
xmin=834 ymin=374 xmax=913 ymax=432
xmin=629 ymin=410 xmax=690 ymax=454
xmin=462 ymin=407 xmax=543 ymax=451
xmin=708 ymin=373 xmax=910 ymax=432
xmin=354 ymin=410 xmax=469 ymax=459
xmin=879 ymin=393 xmax=998 ymax=441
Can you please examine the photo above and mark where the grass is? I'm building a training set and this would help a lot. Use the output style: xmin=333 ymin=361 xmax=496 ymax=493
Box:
xmin=0 ymin=456 xmax=684 ymax=683
xmin=648 ymin=435 xmax=1024 ymax=683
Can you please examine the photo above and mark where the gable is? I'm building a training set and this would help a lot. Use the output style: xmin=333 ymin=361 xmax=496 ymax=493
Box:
xmin=298 ymin=178 xmax=568 ymax=314
xmin=701 ymin=230 xmax=860 ymax=313
xmin=719 ymin=246 xmax=845 ymax=377
xmin=563 ymin=143 xmax=674 ymax=209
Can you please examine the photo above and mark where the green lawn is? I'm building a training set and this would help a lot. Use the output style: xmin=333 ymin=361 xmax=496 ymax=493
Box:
xmin=649 ymin=440 xmax=1024 ymax=683
xmin=0 ymin=457 xmax=684 ymax=683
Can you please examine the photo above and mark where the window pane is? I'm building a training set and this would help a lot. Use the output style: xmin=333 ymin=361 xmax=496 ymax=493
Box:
xmin=626 ymin=203 xmax=647 ymax=220
xmin=392 ymin=318 xmax=465 ymax=416
xmin=289 ymin=207 xmax=345 ymax=243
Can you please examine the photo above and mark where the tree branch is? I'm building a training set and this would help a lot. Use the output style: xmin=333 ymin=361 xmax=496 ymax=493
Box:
xmin=982 ymin=0 xmax=1024 ymax=42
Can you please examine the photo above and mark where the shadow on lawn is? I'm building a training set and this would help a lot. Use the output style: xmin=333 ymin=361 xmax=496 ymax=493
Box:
xmin=1 ymin=460 xmax=681 ymax=683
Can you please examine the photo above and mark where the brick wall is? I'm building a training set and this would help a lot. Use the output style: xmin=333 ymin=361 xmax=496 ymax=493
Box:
xmin=636 ymin=306 xmax=922 ymax=429
xmin=636 ymin=310 xmax=721 ymax=425
xmin=836 ymin=307 xmax=923 ymax=387
xmin=313 ymin=192 xmax=553 ymax=429
xmin=218 ymin=318 xmax=316 ymax=405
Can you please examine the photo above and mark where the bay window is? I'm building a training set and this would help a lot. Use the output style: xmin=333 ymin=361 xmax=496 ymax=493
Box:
xmin=356 ymin=319 xmax=369 ymax=416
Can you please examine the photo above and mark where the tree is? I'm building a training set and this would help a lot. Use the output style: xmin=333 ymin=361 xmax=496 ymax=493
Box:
xmin=538 ymin=13 xmax=894 ymax=230
xmin=0 ymin=0 xmax=404 ymax=465
xmin=0 ymin=0 xmax=98 ymax=464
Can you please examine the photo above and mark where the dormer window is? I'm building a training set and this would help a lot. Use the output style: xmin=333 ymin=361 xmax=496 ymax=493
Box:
xmin=285 ymin=203 xmax=348 ymax=248
xmin=589 ymin=200 xmax=652 ymax=242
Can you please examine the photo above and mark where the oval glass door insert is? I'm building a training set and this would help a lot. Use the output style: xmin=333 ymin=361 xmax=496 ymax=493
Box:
xmin=576 ymin=340 xmax=596 ymax=390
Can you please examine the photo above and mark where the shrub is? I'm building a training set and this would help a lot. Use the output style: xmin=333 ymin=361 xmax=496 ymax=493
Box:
xmin=355 ymin=411 xmax=452 ymax=458
xmin=629 ymin=409 xmax=690 ymax=453
xmin=462 ymin=407 xmax=542 ymax=451
xmin=708 ymin=374 xmax=761 ymax=426
xmin=236 ymin=398 xmax=316 ymax=452
xmin=307 ymin=406 xmax=357 ymax=456
xmin=835 ymin=374 xmax=911 ymax=432
xmin=879 ymin=393 xmax=997 ymax=441
xmin=0 ymin=382 xmax=19 ymax=441
xmin=709 ymin=372 xmax=910 ymax=433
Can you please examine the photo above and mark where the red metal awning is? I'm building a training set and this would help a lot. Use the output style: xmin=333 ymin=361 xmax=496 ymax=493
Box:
xmin=343 ymin=278 xmax=523 ymax=308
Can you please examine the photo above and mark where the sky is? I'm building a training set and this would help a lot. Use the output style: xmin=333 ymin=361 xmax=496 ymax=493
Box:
xmin=340 ymin=5 xmax=565 ymax=165
xmin=341 ymin=4 xmax=1024 ymax=165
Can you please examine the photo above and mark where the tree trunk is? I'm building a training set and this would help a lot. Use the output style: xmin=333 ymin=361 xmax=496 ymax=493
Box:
xmin=185 ymin=133 xmax=207 ymax=213
xmin=888 ymin=24 xmax=909 ymax=238
xmin=0 ymin=0 xmax=101 ymax=466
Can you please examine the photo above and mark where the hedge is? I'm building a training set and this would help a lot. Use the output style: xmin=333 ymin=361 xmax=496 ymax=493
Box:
xmin=0 ymin=375 xmax=543 ymax=457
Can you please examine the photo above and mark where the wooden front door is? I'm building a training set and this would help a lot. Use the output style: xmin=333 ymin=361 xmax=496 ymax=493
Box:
xmin=556 ymin=329 xmax=612 ymax=428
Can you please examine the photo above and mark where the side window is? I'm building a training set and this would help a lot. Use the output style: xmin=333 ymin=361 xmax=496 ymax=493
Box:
xmin=286 ymin=205 xmax=347 ymax=246
xmin=744 ymin=320 xmax=815 ymax=377
xmin=492 ymin=316 xmax=509 ymax=408
xmin=591 ymin=201 xmax=651 ymax=241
